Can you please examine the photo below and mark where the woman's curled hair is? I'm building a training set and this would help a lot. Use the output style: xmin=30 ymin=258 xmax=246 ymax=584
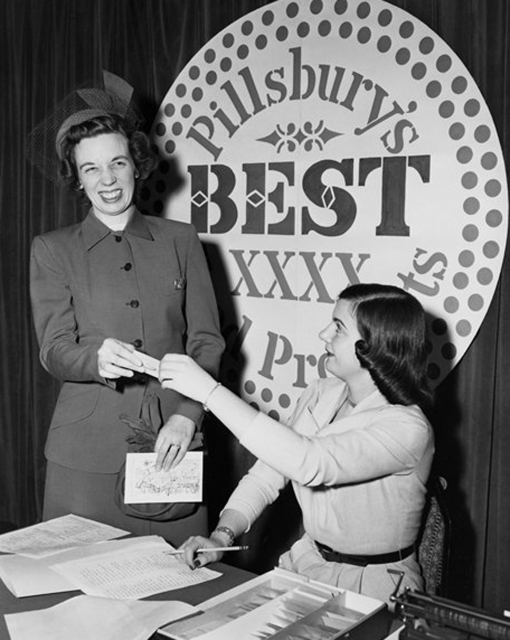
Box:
xmin=339 ymin=283 xmax=434 ymax=411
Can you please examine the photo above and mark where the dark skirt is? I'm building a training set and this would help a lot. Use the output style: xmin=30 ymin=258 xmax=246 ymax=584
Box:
xmin=43 ymin=461 xmax=208 ymax=547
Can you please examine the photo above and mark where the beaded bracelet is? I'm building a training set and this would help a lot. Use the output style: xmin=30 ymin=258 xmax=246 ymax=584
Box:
xmin=203 ymin=381 xmax=222 ymax=412
xmin=211 ymin=525 xmax=236 ymax=546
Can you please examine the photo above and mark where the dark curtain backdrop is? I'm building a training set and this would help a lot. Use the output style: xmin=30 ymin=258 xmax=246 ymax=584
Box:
xmin=1 ymin=0 xmax=509 ymax=613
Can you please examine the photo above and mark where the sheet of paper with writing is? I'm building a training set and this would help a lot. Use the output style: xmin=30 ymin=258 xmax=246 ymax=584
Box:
xmin=0 ymin=535 xmax=218 ymax=599
xmin=0 ymin=514 xmax=129 ymax=558
xmin=124 ymin=451 xmax=203 ymax=503
xmin=51 ymin=535 xmax=220 ymax=600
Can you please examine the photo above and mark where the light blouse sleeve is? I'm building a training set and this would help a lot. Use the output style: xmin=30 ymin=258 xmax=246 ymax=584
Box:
xmin=220 ymin=389 xmax=314 ymax=528
xmin=222 ymin=458 xmax=290 ymax=529
xmin=238 ymin=403 xmax=432 ymax=487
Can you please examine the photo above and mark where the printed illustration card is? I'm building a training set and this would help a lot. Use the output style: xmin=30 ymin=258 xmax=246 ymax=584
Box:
xmin=124 ymin=452 xmax=203 ymax=503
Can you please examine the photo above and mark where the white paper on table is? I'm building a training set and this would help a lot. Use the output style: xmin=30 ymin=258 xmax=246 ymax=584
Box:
xmin=51 ymin=535 xmax=221 ymax=600
xmin=0 ymin=514 xmax=129 ymax=558
xmin=4 ymin=594 xmax=199 ymax=640
xmin=0 ymin=554 xmax=77 ymax=597
xmin=124 ymin=452 xmax=203 ymax=503
xmin=0 ymin=536 xmax=163 ymax=598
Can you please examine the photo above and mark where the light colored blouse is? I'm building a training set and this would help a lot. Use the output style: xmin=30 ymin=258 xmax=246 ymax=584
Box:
xmin=225 ymin=377 xmax=434 ymax=555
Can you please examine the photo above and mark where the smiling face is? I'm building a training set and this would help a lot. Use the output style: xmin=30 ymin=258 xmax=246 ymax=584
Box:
xmin=319 ymin=299 xmax=364 ymax=384
xmin=73 ymin=132 xmax=136 ymax=217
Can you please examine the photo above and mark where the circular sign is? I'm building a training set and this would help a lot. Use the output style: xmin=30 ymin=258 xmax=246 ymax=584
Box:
xmin=146 ymin=0 xmax=507 ymax=419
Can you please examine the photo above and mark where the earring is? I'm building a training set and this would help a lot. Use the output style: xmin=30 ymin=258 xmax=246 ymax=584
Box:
xmin=78 ymin=184 xmax=84 ymax=190
xmin=134 ymin=170 xmax=140 ymax=179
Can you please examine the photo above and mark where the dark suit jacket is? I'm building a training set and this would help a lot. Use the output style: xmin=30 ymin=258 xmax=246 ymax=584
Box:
xmin=30 ymin=210 xmax=224 ymax=473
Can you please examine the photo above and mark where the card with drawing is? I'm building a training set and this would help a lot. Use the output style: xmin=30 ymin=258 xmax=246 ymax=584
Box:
xmin=124 ymin=452 xmax=203 ymax=504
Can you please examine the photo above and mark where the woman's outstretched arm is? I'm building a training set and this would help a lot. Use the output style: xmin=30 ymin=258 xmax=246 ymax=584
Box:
xmin=159 ymin=354 xmax=259 ymax=439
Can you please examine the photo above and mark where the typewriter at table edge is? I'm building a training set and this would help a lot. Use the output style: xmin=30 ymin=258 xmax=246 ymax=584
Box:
xmin=392 ymin=589 xmax=510 ymax=639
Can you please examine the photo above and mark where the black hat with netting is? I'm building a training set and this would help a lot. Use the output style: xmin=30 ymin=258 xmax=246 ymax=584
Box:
xmin=26 ymin=71 xmax=141 ymax=182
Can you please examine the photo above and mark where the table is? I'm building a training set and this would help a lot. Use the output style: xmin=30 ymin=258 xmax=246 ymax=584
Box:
xmin=0 ymin=551 xmax=405 ymax=640
xmin=0 ymin=560 xmax=256 ymax=640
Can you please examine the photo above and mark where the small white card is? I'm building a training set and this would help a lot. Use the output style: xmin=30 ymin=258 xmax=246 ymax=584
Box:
xmin=124 ymin=452 xmax=203 ymax=504
xmin=135 ymin=351 xmax=160 ymax=378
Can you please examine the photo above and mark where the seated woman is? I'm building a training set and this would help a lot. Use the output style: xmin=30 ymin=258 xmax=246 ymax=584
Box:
xmin=158 ymin=283 xmax=435 ymax=602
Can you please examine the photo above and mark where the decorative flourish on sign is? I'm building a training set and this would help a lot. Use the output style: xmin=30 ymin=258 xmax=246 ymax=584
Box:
xmin=257 ymin=120 xmax=343 ymax=153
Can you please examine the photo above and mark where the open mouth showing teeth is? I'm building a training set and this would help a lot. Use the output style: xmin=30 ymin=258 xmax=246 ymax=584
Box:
xmin=101 ymin=190 xmax=122 ymax=201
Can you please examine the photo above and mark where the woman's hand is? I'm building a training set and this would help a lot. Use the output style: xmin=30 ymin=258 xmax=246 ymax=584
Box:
xmin=175 ymin=535 xmax=226 ymax=570
xmin=97 ymin=338 xmax=145 ymax=379
xmin=154 ymin=414 xmax=195 ymax=471
xmin=159 ymin=354 xmax=218 ymax=404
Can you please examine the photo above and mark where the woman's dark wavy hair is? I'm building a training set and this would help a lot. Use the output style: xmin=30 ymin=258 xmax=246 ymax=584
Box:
xmin=339 ymin=283 xmax=434 ymax=412
xmin=58 ymin=114 xmax=157 ymax=203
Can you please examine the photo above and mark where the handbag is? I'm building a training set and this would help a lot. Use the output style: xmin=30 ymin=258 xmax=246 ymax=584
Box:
xmin=115 ymin=407 xmax=201 ymax=522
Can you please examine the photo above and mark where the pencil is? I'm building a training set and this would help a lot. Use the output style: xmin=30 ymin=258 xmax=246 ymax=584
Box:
xmin=166 ymin=545 xmax=249 ymax=555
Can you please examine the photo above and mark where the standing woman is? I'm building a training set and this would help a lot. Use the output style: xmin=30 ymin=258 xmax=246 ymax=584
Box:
xmin=158 ymin=284 xmax=435 ymax=601
xmin=28 ymin=73 xmax=224 ymax=542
